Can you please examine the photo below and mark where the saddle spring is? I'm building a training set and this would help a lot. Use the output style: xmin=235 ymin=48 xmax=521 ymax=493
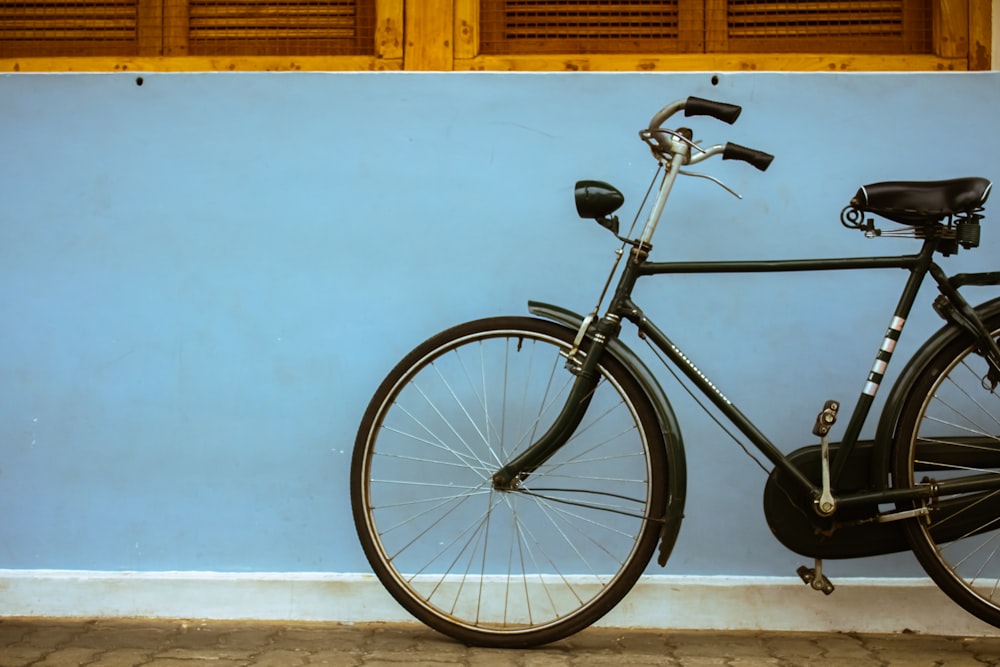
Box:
xmin=840 ymin=205 xmax=983 ymax=255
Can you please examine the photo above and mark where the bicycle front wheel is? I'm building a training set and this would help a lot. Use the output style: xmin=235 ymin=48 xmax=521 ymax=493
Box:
xmin=893 ymin=311 xmax=1000 ymax=628
xmin=351 ymin=317 xmax=668 ymax=647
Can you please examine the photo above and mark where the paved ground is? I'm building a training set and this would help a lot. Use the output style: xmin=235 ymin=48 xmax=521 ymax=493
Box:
xmin=0 ymin=618 xmax=998 ymax=666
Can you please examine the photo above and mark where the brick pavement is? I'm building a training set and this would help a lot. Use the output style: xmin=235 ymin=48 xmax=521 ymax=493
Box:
xmin=0 ymin=618 xmax=998 ymax=667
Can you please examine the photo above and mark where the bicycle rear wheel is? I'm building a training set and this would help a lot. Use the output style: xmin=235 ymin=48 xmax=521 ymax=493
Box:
xmin=893 ymin=312 xmax=1000 ymax=628
xmin=351 ymin=317 xmax=668 ymax=647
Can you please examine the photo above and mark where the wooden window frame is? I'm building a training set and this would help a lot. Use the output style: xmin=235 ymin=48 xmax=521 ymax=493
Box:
xmin=457 ymin=0 xmax=991 ymax=71
xmin=1 ymin=0 xmax=403 ymax=70
xmin=0 ymin=0 xmax=990 ymax=71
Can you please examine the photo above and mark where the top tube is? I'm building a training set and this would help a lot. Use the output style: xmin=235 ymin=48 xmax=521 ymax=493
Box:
xmin=636 ymin=252 xmax=932 ymax=276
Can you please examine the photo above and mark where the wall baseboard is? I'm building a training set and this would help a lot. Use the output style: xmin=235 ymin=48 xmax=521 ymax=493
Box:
xmin=1 ymin=570 xmax=997 ymax=636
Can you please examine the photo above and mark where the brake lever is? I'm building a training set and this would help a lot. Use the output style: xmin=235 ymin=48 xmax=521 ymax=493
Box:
xmin=678 ymin=170 xmax=742 ymax=199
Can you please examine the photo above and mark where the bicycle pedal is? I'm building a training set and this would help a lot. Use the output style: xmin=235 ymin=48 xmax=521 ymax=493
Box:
xmin=812 ymin=400 xmax=840 ymax=437
xmin=797 ymin=565 xmax=835 ymax=595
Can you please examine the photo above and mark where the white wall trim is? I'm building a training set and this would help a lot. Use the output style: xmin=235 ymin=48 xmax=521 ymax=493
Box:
xmin=1 ymin=570 xmax=998 ymax=636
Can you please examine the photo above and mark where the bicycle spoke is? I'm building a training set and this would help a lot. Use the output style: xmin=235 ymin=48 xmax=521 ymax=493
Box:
xmin=373 ymin=448 xmax=494 ymax=474
xmin=387 ymin=481 xmax=492 ymax=565
xmin=531 ymin=494 xmax=639 ymax=563
xmin=410 ymin=379 xmax=497 ymax=473
xmin=508 ymin=508 xmax=585 ymax=617
xmin=516 ymin=489 xmax=649 ymax=521
xmin=372 ymin=485 xmax=489 ymax=536
xmin=389 ymin=403 xmax=493 ymax=478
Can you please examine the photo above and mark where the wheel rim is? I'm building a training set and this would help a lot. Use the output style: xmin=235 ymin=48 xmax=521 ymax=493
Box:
xmin=357 ymin=326 xmax=660 ymax=637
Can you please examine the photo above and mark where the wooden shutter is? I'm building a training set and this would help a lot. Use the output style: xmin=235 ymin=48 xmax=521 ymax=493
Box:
xmin=186 ymin=0 xmax=373 ymax=55
xmin=716 ymin=0 xmax=932 ymax=53
xmin=0 ymin=0 xmax=140 ymax=55
xmin=0 ymin=0 xmax=374 ymax=57
xmin=480 ymin=0 xmax=696 ymax=54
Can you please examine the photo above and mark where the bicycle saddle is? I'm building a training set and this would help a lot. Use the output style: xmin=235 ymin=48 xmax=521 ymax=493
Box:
xmin=850 ymin=177 xmax=992 ymax=225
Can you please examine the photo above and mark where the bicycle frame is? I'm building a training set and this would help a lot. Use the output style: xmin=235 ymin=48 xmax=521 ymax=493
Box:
xmin=494 ymin=237 xmax=1000 ymax=516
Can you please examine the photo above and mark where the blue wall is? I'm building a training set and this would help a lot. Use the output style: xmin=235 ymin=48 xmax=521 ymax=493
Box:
xmin=1 ymin=71 xmax=997 ymax=578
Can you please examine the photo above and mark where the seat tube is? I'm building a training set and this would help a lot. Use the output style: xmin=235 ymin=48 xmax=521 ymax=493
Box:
xmin=829 ymin=242 xmax=935 ymax=484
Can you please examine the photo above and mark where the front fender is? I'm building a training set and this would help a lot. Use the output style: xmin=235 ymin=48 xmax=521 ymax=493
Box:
xmin=527 ymin=300 xmax=687 ymax=567
xmin=872 ymin=296 xmax=1000 ymax=487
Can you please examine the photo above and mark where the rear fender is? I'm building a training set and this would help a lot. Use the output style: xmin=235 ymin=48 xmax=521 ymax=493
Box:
xmin=527 ymin=300 xmax=687 ymax=566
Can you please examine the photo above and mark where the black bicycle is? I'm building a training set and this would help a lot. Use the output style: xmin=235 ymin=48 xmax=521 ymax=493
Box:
xmin=351 ymin=96 xmax=996 ymax=648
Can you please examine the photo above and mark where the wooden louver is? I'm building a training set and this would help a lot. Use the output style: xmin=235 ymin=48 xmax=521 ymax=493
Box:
xmin=0 ymin=0 xmax=372 ymax=56
xmin=187 ymin=0 xmax=370 ymax=55
xmin=723 ymin=0 xmax=932 ymax=53
xmin=480 ymin=0 xmax=683 ymax=54
xmin=0 ymin=0 xmax=139 ymax=55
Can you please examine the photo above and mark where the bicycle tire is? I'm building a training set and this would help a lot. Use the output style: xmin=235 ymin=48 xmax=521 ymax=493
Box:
xmin=892 ymin=311 xmax=1000 ymax=629
xmin=350 ymin=316 xmax=669 ymax=647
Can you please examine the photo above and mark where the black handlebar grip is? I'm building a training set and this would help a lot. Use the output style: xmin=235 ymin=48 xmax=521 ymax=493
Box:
xmin=723 ymin=142 xmax=774 ymax=171
xmin=684 ymin=96 xmax=742 ymax=124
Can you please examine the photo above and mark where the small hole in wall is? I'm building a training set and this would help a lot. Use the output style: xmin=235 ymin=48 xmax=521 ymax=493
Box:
xmin=710 ymin=75 xmax=719 ymax=86
xmin=136 ymin=77 xmax=144 ymax=86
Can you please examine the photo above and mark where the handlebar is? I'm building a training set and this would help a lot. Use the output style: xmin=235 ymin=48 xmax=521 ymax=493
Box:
xmin=633 ymin=96 xmax=774 ymax=246
xmin=684 ymin=97 xmax=743 ymax=124
xmin=645 ymin=96 xmax=773 ymax=172
xmin=723 ymin=142 xmax=774 ymax=171
xmin=648 ymin=96 xmax=742 ymax=130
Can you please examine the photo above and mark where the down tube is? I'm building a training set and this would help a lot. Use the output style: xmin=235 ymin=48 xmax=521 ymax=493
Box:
xmin=631 ymin=309 xmax=818 ymax=496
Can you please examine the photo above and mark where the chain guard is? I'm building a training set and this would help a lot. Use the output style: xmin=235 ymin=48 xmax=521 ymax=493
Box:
xmin=763 ymin=442 xmax=910 ymax=559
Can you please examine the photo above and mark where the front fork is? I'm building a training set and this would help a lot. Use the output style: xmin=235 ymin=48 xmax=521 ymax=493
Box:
xmin=491 ymin=242 xmax=650 ymax=490
xmin=491 ymin=316 xmax=619 ymax=490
